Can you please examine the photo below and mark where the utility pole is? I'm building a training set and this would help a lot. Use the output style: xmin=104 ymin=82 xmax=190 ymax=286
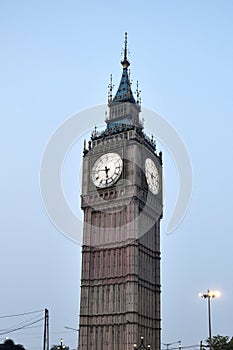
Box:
xmin=43 ymin=308 xmax=49 ymax=350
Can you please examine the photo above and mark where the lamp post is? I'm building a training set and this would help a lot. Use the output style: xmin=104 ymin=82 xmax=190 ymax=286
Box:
xmin=199 ymin=290 xmax=220 ymax=350
xmin=57 ymin=338 xmax=66 ymax=350
xmin=64 ymin=326 xmax=79 ymax=350
xmin=134 ymin=336 xmax=151 ymax=350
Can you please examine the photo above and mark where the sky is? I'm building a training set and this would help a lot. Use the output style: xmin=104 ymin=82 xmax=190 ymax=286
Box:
xmin=1 ymin=0 xmax=233 ymax=349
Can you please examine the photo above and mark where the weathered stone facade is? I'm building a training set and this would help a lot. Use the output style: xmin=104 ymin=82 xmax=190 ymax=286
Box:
xmin=78 ymin=34 xmax=163 ymax=350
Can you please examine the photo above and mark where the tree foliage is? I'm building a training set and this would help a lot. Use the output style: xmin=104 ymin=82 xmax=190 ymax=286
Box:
xmin=50 ymin=345 xmax=69 ymax=350
xmin=205 ymin=335 xmax=233 ymax=350
xmin=0 ymin=339 xmax=26 ymax=350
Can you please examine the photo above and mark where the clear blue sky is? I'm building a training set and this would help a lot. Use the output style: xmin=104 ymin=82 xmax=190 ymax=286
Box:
xmin=1 ymin=1 xmax=233 ymax=349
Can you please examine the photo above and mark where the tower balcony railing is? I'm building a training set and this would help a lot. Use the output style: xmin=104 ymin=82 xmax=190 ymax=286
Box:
xmin=88 ymin=124 xmax=156 ymax=155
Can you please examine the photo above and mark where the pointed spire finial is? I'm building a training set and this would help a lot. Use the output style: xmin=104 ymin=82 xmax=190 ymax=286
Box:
xmin=124 ymin=32 xmax=128 ymax=61
xmin=110 ymin=32 xmax=137 ymax=105
xmin=108 ymin=74 xmax=114 ymax=102
xmin=135 ymin=80 xmax=141 ymax=105
xmin=121 ymin=32 xmax=130 ymax=68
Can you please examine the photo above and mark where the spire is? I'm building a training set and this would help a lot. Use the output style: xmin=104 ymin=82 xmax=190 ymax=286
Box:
xmin=121 ymin=32 xmax=130 ymax=69
xmin=110 ymin=32 xmax=136 ymax=104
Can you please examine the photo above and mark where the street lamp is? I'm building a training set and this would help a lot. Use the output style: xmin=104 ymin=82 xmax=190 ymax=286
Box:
xmin=57 ymin=338 xmax=66 ymax=350
xmin=134 ymin=336 xmax=151 ymax=350
xmin=64 ymin=326 xmax=79 ymax=349
xmin=64 ymin=326 xmax=79 ymax=332
xmin=199 ymin=290 xmax=220 ymax=350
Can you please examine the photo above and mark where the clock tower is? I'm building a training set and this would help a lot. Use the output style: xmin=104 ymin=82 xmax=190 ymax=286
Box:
xmin=78 ymin=33 xmax=163 ymax=350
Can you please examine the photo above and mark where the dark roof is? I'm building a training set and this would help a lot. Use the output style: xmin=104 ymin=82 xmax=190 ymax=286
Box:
xmin=111 ymin=67 xmax=136 ymax=104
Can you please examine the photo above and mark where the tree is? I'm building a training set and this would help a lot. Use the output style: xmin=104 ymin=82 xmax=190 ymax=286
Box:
xmin=50 ymin=345 xmax=69 ymax=350
xmin=205 ymin=335 xmax=233 ymax=350
xmin=0 ymin=339 xmax=26 ymax=350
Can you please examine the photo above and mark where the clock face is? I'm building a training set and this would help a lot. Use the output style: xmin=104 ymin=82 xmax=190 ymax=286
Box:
xmin=92 ymin=152 xmax=123 ymax=188
xmin=145 ymin=158 xmax=160 ymax=195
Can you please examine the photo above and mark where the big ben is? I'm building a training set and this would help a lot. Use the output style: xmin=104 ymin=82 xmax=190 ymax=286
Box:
xmin=78 ymin=33 xmax=163 ymax=350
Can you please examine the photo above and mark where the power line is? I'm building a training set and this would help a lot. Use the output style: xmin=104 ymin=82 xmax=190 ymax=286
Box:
xmin=0 ymin=317 xmax=44 ymax=336
xmin=0 ymin=310 xmax=44 ymax=319
xmin=0 ymin=314 xmax=44 ymax=332
xmin=162 ymin=346 xmax=200 ymax=350
xmin=20 ymin=325 xmax=43 ymax=330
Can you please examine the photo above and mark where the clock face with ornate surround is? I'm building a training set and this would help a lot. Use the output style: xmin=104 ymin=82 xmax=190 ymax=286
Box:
xmin=91 ymin=152 xmax=123 ymax=188
xmin=145 ymin=158 xmax=160 ymax=195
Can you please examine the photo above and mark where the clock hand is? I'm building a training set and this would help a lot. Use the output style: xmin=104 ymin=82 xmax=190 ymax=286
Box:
xmin=150 ymin=172 xmax=155 ymax=179
xmin=105 ymin=166 xmax=110 ymax=178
